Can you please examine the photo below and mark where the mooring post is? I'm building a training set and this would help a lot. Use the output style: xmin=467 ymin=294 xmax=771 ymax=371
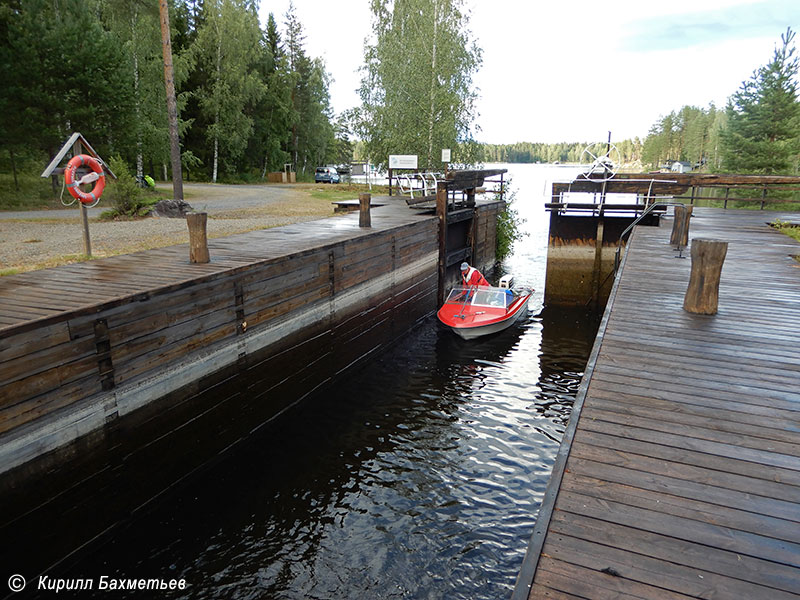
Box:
xmin=187 ymin=212 xmax=210 ymax=263
xmin=436 ymin=181 xmax=448 ymax=306
xmin=359 ymin=193 xmax=371 ymax=227
xmin=670 ymin=204 xmax=693 ymax=248
xmin=683 ymin=238 xmax=728 ymax=315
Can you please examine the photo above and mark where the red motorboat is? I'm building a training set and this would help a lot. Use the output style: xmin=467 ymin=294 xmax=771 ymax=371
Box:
xmin=437 ymin=284 xmax=532 ymax=340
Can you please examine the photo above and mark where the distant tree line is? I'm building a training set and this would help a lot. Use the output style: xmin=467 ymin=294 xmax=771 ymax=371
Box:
xmin=484 ymin=29 xmax=799 ymax=176
xmin=0 ymin=0 xmax=348 ymax=184
xmin=643 ymin=29 xmax=799 ymax=175
xmin=482 ymin=140 xmax=643 ymax=166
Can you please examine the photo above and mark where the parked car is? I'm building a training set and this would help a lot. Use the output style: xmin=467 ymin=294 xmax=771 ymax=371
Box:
xmin=315 ymin=166 xmax=340 ymax=184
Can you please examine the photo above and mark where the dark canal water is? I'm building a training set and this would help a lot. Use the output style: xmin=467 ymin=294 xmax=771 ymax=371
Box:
xmin=19 ymin=165 xmax=600 ymax=599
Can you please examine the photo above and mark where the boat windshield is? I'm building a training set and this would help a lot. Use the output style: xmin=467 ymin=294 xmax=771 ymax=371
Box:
xmin=445 ymin=287 xmax=510 ymax=309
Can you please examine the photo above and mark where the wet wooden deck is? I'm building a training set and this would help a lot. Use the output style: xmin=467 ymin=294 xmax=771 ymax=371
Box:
xmin=0 ymin=197 xmax=426 ymax=333
xmin=514 ymin=208 xmax=800 ymax=599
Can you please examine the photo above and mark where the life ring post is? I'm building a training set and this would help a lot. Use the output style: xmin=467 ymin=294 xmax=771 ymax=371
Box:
xmin=187 ymin=212 xmax=210 ymax=264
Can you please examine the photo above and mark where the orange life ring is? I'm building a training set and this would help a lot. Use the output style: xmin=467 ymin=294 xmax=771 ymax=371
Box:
xmin=65 ymin=154 xmax=106 ymax=205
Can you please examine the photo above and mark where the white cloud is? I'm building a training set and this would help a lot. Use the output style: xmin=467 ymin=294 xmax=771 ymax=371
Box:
xmin=261 ymin=0 xmax=800 ymax=144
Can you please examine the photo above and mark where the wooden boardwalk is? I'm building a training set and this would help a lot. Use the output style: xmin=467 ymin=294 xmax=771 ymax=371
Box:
xmin=514 ymin=208 xmax=800 ymax=599
xmin=0 ymin=198 xmax=426 ymax=333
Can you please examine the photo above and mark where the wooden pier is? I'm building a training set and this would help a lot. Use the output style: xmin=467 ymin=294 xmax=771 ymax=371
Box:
xmin=514 ymin=208 xmax=800 ymax=599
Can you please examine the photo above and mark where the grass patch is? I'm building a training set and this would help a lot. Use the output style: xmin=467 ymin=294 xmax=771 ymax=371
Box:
xmin=771 ymin=219 xmax=800 ymax=241
xmin=0 ymin=173 xmax=64 ymax=210
xmin=770 ymin=219 xmax=800 ymax=262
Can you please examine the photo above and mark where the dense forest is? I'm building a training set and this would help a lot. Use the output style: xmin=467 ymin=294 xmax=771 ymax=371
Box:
xmin=485 ymin=29 xmax=799 ymax=175
xmin=0 ymin=0 xmax=348 ymax=183
xmin=482 ymin=139 xmax=644 ymax=167
xmin=1 ymin=1 xmax=797 ymax=187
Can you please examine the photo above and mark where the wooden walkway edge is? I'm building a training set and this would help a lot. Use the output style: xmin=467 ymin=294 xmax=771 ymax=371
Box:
xmin=513 ymin=208 xmax=800 ymax=600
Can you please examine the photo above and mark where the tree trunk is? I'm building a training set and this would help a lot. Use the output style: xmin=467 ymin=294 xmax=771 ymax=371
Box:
xmin=132 ymin=9 xmax=144 ymax=182
xmin=212 ymin=134 xmax=219 ymax=184
xmin=683 ymin=238 xmax=728 ymax=315
xmin=212 ymin=29 xmax=222 ymax=184
xmin=159 ymin=0 xmax=184 ymax=201
xmin=427 ymin=0 xmax=439 ymax=169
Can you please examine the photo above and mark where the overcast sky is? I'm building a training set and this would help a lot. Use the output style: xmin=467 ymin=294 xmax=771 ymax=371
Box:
xmin=259 ymin=0 xmax=800 ymax=145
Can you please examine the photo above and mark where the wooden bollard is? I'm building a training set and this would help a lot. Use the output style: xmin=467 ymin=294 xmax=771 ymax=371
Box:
xmin=187 ymin=212 xmax=210 ymax=263
xmin=359 ymin=193 xmax=371 ymax=228
xmin=683 ymin=238 xmax=728 ymax=315
xmin=670 ymin=204 xmax=693 ymax=247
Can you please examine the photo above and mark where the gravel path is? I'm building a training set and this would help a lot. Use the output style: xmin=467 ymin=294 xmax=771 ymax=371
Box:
xmin=0 ymin=183 xmax=343 ymax=272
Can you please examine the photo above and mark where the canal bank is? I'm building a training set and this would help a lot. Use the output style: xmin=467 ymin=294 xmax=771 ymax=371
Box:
xmin=0 ymin=181 xmax=508 ymax=584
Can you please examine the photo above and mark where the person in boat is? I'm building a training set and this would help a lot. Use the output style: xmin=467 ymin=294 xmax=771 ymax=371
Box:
xmin=460 ymin=262 xmax=489 ymax=287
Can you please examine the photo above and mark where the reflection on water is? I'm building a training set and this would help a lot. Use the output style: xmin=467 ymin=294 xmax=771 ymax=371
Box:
xmin=30 ymin=166 xmax=602 ymax=599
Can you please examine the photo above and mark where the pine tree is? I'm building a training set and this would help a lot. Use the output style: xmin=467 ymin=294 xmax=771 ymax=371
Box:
xmin=1 ymin=0 xmax=134 ymax=160
xmin=721 ymin=28 xmax=800 ymax=174
xmin=248 ymin=13 xmax=292 ymax=176
xmin=284 ymin=2 xmax=333 ymax=174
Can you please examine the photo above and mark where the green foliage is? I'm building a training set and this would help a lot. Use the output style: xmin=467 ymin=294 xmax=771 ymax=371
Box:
xmin=104 ymin=155 xmax=154 ymax=217
xmin=640 ymin=105 xmax=722 ymax=170
xmin=640 ymin=29 xmax=800 ymax=175
xmin=0 ymin=173 xmax=59 ymax=210
xmin=285 ymin=3 xmax=335 ymax=174
xmin=483 ymin=140 xmax=643 ymax=166
xmin=0 ymin=0 xmax=338 ymax=186
xmin=721 ymin=28 xmax=800 ymax=174
xmin=495 ymin=179 xmax=525 ymax=262
xmin=188 ymin=0 xmax=267 ymax=183
xmin=770 ymin=220 xmax=800 ymax=262
xmin=358 ymin=0 xmax=482 ymax=169
xmin=0 ymin=0 xmax=134 ymax=160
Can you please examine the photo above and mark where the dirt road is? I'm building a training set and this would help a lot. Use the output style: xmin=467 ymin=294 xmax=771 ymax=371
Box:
xmin=0 ymin=182 xmax=342 ymax=273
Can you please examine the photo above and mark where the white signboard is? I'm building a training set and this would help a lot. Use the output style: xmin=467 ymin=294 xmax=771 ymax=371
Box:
xmin=441 ymin=149 xmax=451 ymax=162
xmin=389 ymin=154 xmax=418 ymax=169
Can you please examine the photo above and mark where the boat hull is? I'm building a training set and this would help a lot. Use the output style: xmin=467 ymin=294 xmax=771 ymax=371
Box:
xmin=437 ymin=288 xmax=531 ymax=340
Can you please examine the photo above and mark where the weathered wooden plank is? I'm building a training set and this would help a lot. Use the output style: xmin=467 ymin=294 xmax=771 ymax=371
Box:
xmin=539 ymin=531 xmax=800 ymax=600
xmin=587 ymin=395 xmax=800 ymax=444
xmin=112 ymin=310 xmax=237 ymax=386
xmin=535 ymin=557 xmax=700 ymax=600
xmin=575 ymin=428 xmax=800 ymax=489
xmin=556 ymin=489 xmax=800 ymax=566
xmin=520 ymin=209 xmax=800 ymax=599
xmin=564 ymin=458 xmax=800 ymax=530
xmin=549 ymin=512 xmax=800 ymax=594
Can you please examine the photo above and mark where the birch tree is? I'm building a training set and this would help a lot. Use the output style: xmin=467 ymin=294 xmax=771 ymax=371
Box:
xmin=104 ymin=0 xmax=170 ymax=180
xmin=358 ymin=0 xmax=482 ymax=169
xmin=190 ymin=0 xmax=265 ymax=182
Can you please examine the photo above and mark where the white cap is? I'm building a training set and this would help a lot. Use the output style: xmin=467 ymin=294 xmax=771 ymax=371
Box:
xmin=460 ymin=262 xmax=469 ymax=271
